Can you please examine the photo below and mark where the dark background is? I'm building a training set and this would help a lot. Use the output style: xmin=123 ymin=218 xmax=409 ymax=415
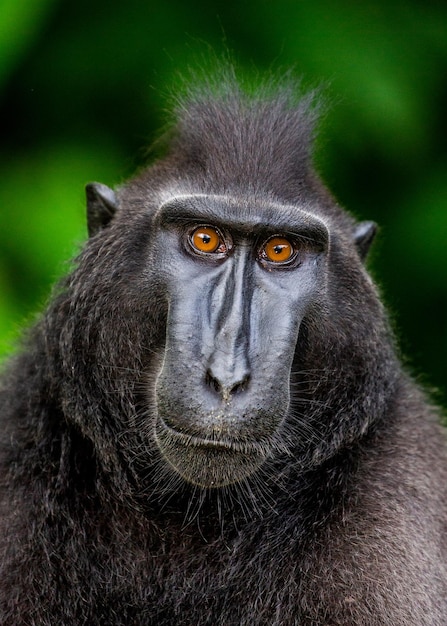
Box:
xmin=0 ymin=1 xmax=445 ymax=402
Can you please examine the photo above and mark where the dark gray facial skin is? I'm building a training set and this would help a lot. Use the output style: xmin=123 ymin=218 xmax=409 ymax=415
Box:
xmin=151 ymin=194 xmax=329 ymax=487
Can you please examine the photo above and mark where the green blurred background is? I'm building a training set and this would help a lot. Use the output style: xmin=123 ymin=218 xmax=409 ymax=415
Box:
xmin=0 ymin=0 xmax=446 ymax=401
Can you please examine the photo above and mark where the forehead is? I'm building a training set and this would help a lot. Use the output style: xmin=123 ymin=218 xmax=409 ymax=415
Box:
xmin=155 ymin=194 xmax=328 ymax=239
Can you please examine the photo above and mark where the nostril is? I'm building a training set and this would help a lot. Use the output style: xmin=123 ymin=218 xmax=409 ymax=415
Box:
xmin=206 ymin=370 xmax=222 ymax=394
xmin=230 ymin=375 xmax=249 ymax=395
xmin=205 ymin=369 xmax=250 ymax=399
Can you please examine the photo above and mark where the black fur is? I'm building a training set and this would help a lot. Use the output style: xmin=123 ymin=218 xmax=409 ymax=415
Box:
xmin=1 ymin=72 xmax=446 ymax=625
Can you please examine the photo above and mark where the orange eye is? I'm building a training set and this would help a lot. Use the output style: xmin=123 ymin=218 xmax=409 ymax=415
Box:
xmin=263 ymin=237 xmax=294 ymax=263
xmin=190 ymin=226 xmax=223 ymax=254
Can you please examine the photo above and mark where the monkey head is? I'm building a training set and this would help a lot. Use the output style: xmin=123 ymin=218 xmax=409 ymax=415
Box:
xmin=52 ymin=84 xmax=396 ymax=497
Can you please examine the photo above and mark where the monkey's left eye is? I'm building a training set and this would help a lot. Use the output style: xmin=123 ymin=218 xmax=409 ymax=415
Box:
xmin=260 ymin=236 xmax=297 ymax=266
xmin=188 ymin=225 xmax=228 ymax=256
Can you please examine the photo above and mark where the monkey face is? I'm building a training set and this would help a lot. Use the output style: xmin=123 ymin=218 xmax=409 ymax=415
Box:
xmin=149 ymin=193 xmax=329 ymax=487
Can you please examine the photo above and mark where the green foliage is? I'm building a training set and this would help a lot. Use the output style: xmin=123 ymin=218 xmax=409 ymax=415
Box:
xmin=0 ymin=0 xmax=445 ymax=399
xmin=0 ymin=0 xmax=58 ymax=88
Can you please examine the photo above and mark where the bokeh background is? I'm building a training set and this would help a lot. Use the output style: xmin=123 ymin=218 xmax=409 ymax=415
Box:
xmin=0 ymin=1 xmax=446 ymax=402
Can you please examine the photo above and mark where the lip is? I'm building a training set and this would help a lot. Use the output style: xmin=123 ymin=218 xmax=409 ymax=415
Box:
xmin=155 ymin=415 xmax=273 ymax=454
xmin=154 ymin=415 xmax=271 ymax=487
xmin=156 ymin=417 xmax=256 ymax=452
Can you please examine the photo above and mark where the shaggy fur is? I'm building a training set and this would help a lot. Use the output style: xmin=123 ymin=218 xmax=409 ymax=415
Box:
xmin=1 ymin=72 xmax=446 ymax=625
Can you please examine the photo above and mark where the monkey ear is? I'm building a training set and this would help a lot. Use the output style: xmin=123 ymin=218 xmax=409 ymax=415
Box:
xmin=353 ymin=221 xmax=377 ymax=261
xmin=85 ymin=182 xmax=118 ymax=237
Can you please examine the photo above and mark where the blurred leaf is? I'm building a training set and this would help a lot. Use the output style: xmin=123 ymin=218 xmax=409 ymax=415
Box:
xmin=0 ymin=0 xmax=59 ymax=89
xmin=0 ymin=141 xmax=124 ymax=360
xmin=387 ymin=162 xmax=447 ymax=283
xmin=0 ymin=266 xmax=22 ymax=361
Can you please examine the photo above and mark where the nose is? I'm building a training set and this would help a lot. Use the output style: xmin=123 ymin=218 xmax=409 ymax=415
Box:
xmin=203 ymin=247 xmax=252 ymax=402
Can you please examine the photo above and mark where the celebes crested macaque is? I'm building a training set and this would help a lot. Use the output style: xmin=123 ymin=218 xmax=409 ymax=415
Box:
xmin=1 ymin=71 xmax=446 ymax=625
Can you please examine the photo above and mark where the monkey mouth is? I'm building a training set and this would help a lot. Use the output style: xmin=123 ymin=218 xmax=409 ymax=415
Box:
xmin=154 ymin=416 xmax=270 ymax=488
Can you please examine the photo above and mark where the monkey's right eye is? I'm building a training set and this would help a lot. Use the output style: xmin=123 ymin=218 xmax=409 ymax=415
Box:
xmin=188 ymin=226 xmax=228 ymax=256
